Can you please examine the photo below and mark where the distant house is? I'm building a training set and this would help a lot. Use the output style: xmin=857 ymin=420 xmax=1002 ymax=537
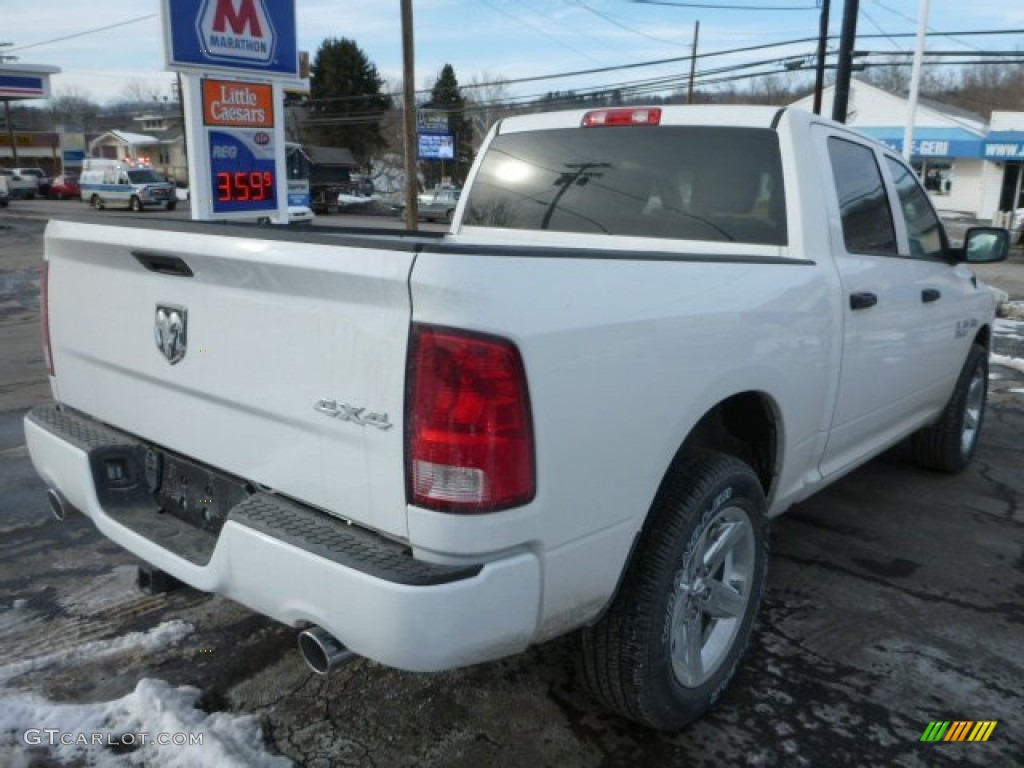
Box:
xmin=88 ymin=113 xmax=187 ymax=184
xmin=304 ymin=145 xmax=358 ymax=186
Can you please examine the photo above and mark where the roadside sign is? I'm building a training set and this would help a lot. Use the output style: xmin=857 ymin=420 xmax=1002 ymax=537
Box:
xmin=419 ymin=134 xmax=455 ymax=160
xmin=161 ymin=0 xmax=299 ymax=80
xmin=178 ymin=73 xmax=287 ymax=221
xmin=0 ymin=64 xmax=59 ymax=99
xmin=202 ymin=78 xmax=274 ymax=128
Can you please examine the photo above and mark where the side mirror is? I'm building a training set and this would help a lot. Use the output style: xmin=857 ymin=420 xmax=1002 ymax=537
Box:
xmin=952 ymin=227 xmax=1009 ymax=264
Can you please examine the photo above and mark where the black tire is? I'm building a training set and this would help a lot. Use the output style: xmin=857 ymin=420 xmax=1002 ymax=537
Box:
xmin=166 ymin=201 xmax=177 ymax=211
xmin=90 ymin=195 xmax=104 ymax=210
xmin=130 ymin=196 xmax=143 ymax=212
xmin=910 ymin=343 xmax=988 ymax=473
xmin=444 ymin=209 xmax=454 ymax=224
xmin=580 ymin=449 xmax=769 ymax=730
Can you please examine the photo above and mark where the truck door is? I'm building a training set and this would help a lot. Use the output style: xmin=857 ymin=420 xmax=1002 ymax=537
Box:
xmin=881 ymin=155 xmax=978 ymax=411
xmin=816 ymin=131 xmax=930 ymax=478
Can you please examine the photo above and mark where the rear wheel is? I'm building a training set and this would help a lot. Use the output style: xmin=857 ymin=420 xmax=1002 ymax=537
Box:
xmin=166 ymin=201 xmax=177 ymax=211
xmin=90 ymin=194 xmax=105 ymax=210
xmin=130 ymin=195 xmax=143 ymax=212
xmin=910 ymin=343 xmax=988 ymax=472
xmin=580 ymin=449 xmax=768 ymax=730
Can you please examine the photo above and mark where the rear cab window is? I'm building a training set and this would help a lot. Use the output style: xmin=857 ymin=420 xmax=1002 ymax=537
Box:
xmin=463 ymin=126 xmax=787 ymax=246
xmin=826 ymin=137 xmax=898 ymax=256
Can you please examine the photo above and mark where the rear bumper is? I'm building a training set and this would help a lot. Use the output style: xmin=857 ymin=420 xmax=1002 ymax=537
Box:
xmin=24 ymin=403 xmax=540 ymax=671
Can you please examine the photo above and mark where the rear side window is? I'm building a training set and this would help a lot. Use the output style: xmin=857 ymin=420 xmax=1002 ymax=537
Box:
xmin=463 ymin=126 xmax=787 ymax=246
xmin=827 ymin=137 xmax=897 ymax=256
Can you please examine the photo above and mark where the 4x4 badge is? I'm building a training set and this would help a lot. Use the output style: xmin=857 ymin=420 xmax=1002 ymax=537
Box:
xmin=155 ymin=304 xmax=188 ymax=365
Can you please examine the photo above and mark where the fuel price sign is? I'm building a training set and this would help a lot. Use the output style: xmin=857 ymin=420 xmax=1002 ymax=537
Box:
xmin=208 ymin=128 xmax=277 ymax=214
xmin=192 ymin=77 xmax=283 ymax=218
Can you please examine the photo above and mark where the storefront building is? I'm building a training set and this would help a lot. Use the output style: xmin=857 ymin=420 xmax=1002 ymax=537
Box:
xmin=792 ymin=80 xmax=1023 ymax=221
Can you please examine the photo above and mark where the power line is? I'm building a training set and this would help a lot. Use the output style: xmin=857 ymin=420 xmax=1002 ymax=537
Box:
xmin=631 ymin=0 xmax=819 ymax=10
xmin=867 ymin=0 xmax=984 ymax=52
xmin=480 ymin=0 xmax=608 ymax=66
xmin=859 ymin=6 xmax=907 ymax=53
xmin=567 ymin=0 xmax=684 ymax=48
xmin=5 ymin=15 xmax=156 ymax=53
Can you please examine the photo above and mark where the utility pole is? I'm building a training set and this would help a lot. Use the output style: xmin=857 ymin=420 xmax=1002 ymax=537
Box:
xmin=1 ymin=43 xmax=19 ymax=164
xmin=831 ymin=0 xmax=859 ymax=123
xmin=687 ymin=21 xmax=699 ymax=105
xmin=902 ymin=0 xmax=930 ymax=161
xmin=3 ymin=100 xmax=18 ymax=165
xmin=400 ymin=0 xmax=418 ymax=230
xmin=812 ymin=0 xmax=831 ymax=115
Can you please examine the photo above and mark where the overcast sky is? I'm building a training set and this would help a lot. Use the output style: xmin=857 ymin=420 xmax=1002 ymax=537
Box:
xmin=2 ymin=0 xmax=1023 ymax=106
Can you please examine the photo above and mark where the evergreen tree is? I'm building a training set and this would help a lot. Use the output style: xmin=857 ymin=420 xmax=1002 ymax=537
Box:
xmin=307 ymin=37 xmax=390 ymax=165
xmin=421 ymin=64 xmax=475 ymax=188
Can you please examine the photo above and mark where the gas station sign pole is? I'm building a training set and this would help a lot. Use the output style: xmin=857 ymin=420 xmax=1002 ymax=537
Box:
xmin=159 ymin=0 xmax=301 ymax=223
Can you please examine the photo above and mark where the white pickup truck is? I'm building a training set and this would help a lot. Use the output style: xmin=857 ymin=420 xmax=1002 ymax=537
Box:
xmin=24 ymin=105 xmax=1009 ymax=730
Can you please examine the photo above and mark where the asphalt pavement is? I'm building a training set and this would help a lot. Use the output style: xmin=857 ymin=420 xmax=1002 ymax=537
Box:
xmin=1 ymin=208 xmax=1022 ymax=767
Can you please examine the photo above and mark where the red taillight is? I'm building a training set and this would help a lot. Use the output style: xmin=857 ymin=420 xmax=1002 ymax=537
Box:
xmin=406 ymin=325 xmax=535 ymax=513
xmin=41 ymin=261 xmax=54 ymax=376
xmin=582 ymin=107 xmax=662 ymax=127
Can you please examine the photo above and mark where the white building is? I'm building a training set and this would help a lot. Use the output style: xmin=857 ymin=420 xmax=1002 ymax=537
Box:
xmin=791 ymin=79 xmax=1024 ymax=221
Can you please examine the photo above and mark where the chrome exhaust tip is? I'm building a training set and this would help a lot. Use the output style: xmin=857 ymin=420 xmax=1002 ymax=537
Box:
xmin=47 ymin=489 xmax=69 ymax=521
xmin=298 ymin=626 xmax=357 ymax=676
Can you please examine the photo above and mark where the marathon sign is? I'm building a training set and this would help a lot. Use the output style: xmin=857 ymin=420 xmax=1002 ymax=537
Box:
xmin=162 ymin=0 xmax=298 ymax=79
xmin=202 ymin=79 xmax=273 ymax=128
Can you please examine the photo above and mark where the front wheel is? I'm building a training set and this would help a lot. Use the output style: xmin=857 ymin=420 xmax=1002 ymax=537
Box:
xmin=90 ymin=194 xmax=105 ymax=210
xmin=580 ymin=449 xmax=769 ymax=730
xmin=130 ymin=195 xmax=143 ymax=212
xmin=165 ymin=201 xmax=177 ymax=211
xmin=910 ymin=343 xmax=988 ymax=473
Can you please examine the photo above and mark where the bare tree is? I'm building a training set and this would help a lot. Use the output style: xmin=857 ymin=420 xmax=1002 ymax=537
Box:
xmin=464 ymin=72 xmax=512 ymax=145
xmin=48 ymin=88 xmax=100 ymax=131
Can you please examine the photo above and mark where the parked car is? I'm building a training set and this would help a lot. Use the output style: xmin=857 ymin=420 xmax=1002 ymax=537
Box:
xmin=392 ymin=186 xmax=462 ymax=223
xmin=48 ymin=175 xmax=80 ymax=200
xmin=79 ymin=159 xmax=176 ymax=211
xmin=0 ymin=169 xmax=38 ymax=199
xmin=11 ymin=167 xmax=51 ymax=196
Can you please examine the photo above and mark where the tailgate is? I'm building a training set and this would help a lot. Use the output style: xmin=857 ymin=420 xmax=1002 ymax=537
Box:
xmin=45 ymin=220 xmax=415 ymax=539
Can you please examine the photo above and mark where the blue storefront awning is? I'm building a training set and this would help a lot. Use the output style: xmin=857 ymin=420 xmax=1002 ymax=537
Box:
xmin=983 ymin=131 xmax=1024 ymax=160
xmin=854 ymin=126 xmax=986 ymax=159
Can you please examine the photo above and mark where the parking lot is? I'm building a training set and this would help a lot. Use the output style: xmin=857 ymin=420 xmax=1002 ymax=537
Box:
xmin=1 ymin=208 xmax=1022 ymax=766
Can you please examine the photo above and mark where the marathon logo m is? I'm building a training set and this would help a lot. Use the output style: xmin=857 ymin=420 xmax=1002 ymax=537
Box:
xmin=198 ymin=0 xmax=276 ymax=66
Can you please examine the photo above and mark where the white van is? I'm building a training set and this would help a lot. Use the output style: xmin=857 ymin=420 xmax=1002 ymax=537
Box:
xmin=80 ymin=158 xmax=177 ymax=212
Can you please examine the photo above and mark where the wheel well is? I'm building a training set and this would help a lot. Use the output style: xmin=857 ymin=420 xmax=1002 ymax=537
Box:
xmin=679 ymin=392 xmax=778 ymax=494
xmin=974 ymin=325 xmax=991 ymax=351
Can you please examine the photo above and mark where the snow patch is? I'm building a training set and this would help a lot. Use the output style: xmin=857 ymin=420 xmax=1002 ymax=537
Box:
xmin=994 ymin=318 xmax=1024 ymax=336
xmin=997 ymin=300 xmax=1024 ymax=321
xmin=0 ymin=617 xmax=290 ymax=766
xmin=990 ymin=353 xmax=1024 ymax=375
xmin=0 ymin=620 xmax=192 ymax=685
xmin=336 ymin=193 xmax=380 ymax=206
xmin=0 ymin=678 xmax=291 ymax=768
